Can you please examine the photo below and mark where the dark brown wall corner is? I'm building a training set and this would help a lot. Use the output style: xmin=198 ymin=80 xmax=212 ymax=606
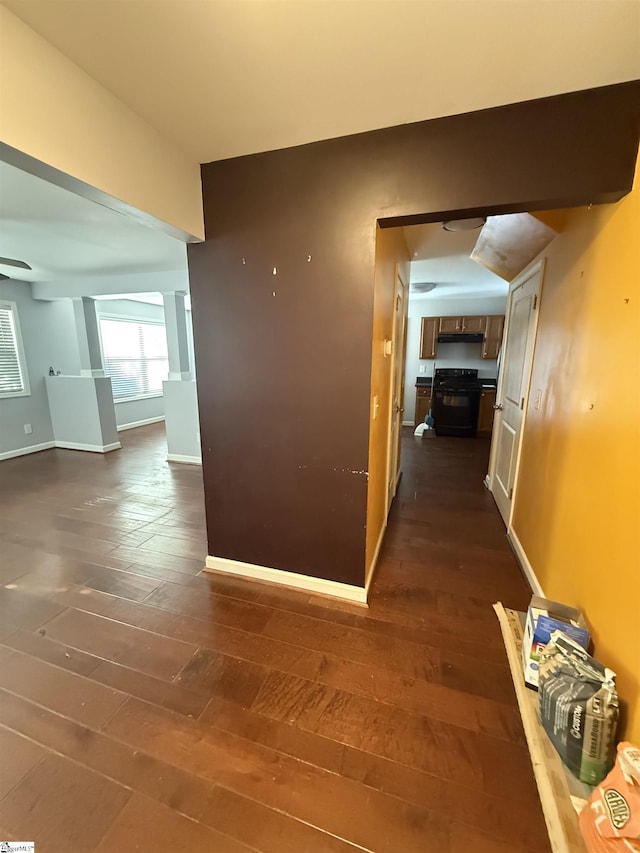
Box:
xmin=188 ymin=81 xmax=640 ymax=588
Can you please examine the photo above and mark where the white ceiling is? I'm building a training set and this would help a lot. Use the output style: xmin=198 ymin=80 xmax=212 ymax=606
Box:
xmin=0 ymin=160 xmax=187 ymax=284
xmin=404 ymin=222 xmax=507 ymax=301
xmin=1 ymin=1 xmax=637 ymax=298
xmin=4 ymin=0 xmax=639 ymax=163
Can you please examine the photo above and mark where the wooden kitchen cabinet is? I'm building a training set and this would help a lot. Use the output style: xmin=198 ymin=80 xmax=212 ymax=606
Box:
xmin=420 ymin=313 xmax=505 ymax=360
xmin=478 ymin=387 xmax=496 ymax=434
xmin=415 ymin=386 xmax=432 ymax=427
xmin=438 ymin=316 xmax=462 ymax=333
xmin=420 ymin=317 xmax=438 ymax=359
xmin=437 ymin=316 xmax=487 ymax=334
xmin=461 ymin=316 xmax=487 ymax=333
xmin=482 ymin=315 xmax=505 ymax=360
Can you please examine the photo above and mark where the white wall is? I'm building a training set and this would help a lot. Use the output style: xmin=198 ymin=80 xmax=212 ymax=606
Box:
xmin=95 ymin=299 xmax=166 ymax=428
xmin=113 ymin=396 xmax=163 ymax=429
xmin=403 ymin=294 xmax=507 ymax=422
xmin=0 ymin=280 xmax=79 ymax=456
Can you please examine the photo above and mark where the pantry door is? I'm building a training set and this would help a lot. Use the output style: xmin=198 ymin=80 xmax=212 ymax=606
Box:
xmin=489 ymin=259 xmax=545 ymax=526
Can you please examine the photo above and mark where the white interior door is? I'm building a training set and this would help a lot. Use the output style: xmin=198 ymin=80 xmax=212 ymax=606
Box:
xmin=388 ymin=269 xmax=408 ymax=509
xmin=489 ymin=258 xmax=545 ymax=525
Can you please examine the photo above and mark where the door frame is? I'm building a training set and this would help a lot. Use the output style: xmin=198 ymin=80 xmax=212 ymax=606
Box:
xmin=487 ymin=257 xmax=545 ymax=528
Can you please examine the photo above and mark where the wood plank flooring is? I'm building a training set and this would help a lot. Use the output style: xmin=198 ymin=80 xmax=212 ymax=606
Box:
xmin=0 ymin=424 xmax=550 ymax=851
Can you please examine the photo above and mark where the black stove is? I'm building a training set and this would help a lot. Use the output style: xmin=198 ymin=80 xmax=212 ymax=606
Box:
xmin=432 ymin=368 xmax=480 ymax=389
xmin=432 ymin=368 xmax=482 ymax=437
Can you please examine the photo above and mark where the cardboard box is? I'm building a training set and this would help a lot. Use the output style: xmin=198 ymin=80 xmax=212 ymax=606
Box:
xmin=522 ymin=595 xmax=590 ymax=689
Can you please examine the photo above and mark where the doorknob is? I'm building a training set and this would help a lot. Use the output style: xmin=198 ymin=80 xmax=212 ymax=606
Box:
xmin=493 ymin=402 xmax=504 ymax=411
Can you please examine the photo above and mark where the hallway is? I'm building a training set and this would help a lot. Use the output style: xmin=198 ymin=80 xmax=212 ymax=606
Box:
xmin=0 ymin=425 xmax=550 ymax=852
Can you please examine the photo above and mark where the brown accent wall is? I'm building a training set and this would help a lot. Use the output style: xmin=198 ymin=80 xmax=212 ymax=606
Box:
xmin=188 ymin=81 xmax=640 ymax=589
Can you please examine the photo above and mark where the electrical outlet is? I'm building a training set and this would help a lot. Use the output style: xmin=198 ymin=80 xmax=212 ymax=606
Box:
xmin=419 ymin=365 xmax=426 ymax=374
xmin=24 ymin=424 xmax=32 ymax=435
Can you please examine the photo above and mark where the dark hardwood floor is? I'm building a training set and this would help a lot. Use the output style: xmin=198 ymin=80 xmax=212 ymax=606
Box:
xmin=0 ymin=424 xmax=550 ymax=852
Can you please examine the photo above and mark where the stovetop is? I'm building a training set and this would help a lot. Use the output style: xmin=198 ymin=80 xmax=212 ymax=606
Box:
xmin=434 ymin=368 xmax=478 ymax=380
xmin=433 ymin=368 xmax=480 ymax=389
xmin=416 ymin=371 xmax=496 ymax=388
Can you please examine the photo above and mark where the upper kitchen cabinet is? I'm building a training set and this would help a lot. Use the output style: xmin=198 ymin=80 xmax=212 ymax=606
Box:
xmin=461 ymin=316 xmax=487 ymax=334
xmin=420 ymin=317 xmax=438 ymax=359
xmin=438 ymin=316 xmax=463 ymax=333
xmin=438 ymin=316 xmax=487 ymax=334
xmin=419 ymin=314 xmax=505 ymax=360
xmin=482 ymin=315 xmax=505 ymax=359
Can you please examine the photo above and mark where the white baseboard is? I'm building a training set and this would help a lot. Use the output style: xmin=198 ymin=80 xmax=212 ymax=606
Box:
xmin=167 ymin=453 xmax=202 ymax=465
xmin=1 ymin=439 xmax=122 ymax=460
xmin=117 ymin=416 xmax=165 ymax=432
xmin=55 ymin=440 xmax=122 ymax=453
xmin=0 ymin=441 xmax=56 ymax=461
xmin=402 ymin=420 xmax=414 ymax=427
xmin=507 ymin=526 xmax=544 ymax=596
xmin=204 ymin=555 xmax=368 ymax=604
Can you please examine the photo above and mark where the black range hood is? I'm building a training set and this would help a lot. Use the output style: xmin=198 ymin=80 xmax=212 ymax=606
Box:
xmin=437 ymin=332 xmax=484 ymax=344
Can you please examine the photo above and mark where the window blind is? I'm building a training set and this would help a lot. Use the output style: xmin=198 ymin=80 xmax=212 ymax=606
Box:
xmin=99 ymin=318 xmax=168 ymax=400
xmin=0 ymin=304 xmax=26 ymax=396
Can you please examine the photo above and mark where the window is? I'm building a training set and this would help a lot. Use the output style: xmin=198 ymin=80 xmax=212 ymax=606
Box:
xmin=0 ymin=301 xmax=30 ymax=399
xmin=99 ymin=317 xmax=168 ymax=401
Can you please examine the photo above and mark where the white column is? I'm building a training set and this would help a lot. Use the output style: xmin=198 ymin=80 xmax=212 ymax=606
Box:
xmin=48 ymin=297 xmax=120 ymax=453
xmin=162 ymin=291 xmax=192 ymax=380
xmin=161 ymin=291 xmax=200 ymax=464
xmin=72 ymin=296 xmax=104 ymax=377
xmin=45 ymin=376 xmax=120 ymax=453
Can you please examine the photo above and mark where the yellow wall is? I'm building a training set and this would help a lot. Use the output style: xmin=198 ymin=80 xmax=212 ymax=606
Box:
xmin=366 ymin=225 xmax=410 ymax=580
xmin=513 ymin=156 xmax=640 ymax=741
xmin=0 ymin=7 xmax=204 ymax=240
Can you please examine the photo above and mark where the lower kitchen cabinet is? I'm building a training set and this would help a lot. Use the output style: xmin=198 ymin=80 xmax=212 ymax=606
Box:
xmin=478 ymin=388 xmax=496 ymax=434
xmin=415 ymin=387 xmax=432 ymax=427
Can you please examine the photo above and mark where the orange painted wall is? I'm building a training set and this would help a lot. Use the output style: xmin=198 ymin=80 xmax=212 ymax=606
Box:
xmin=513 ymin=155 xmax=640 ymax=741
xmin=366 ymin=226 xmax=410 ymax=580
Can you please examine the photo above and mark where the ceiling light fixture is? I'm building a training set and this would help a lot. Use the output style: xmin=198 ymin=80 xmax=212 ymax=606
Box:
xmin=441 ymin=218 xmax=486 ymax=232
xmin=410 ymin=282 xmax=437 ymax=293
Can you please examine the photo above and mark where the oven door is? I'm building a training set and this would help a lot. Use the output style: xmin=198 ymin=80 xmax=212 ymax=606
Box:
xmin=432 ymin=385 xmax=481 ymax=436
